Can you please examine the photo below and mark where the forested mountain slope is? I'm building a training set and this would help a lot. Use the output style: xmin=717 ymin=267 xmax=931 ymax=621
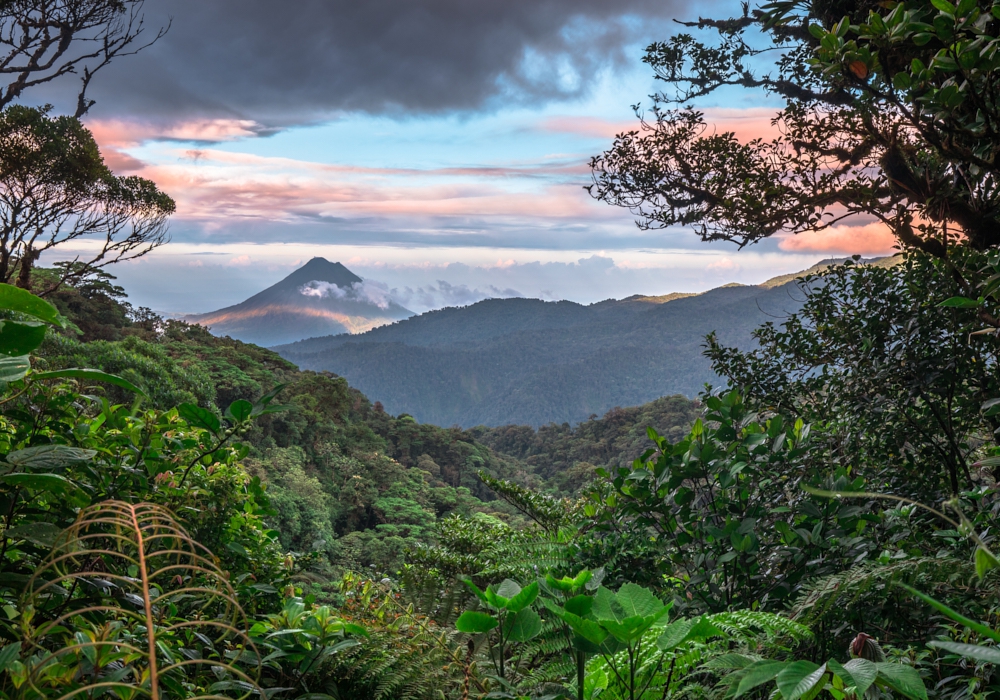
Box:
xmin=275 ymin=281 xmax=807 ymax=427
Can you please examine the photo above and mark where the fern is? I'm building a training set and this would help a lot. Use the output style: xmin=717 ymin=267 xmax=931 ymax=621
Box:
xmin=791 ymin=557 xmax=977 ymax=625
xmin=19 ymin=501 xmax=260 ymax=700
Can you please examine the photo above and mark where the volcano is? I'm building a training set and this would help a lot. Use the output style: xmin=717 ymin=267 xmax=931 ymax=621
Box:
xmin=184 ymin=258 xmax=412 ymax=347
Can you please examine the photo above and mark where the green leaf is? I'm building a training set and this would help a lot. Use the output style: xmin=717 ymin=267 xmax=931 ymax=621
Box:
xmin=615 ymin=582 xmax=665 ymax=618
xmin=0 ymin=355 xmax=30 ymax=383
xmin=3 ymin=522 xmax=63 ymax=547
xmin=875 ymin=663 xmax=927 ymax=700
xmin=931 ymin=0 xmax=956 ymax=12
xmin=0 ymin=321 xmax=45 ymax=357
xmin=460 ymin=577 xmax=491 ymax=607
xmin=505 ymin=607 xmax=542 ymax=642
xmin=226 ymin=399 xmax=254 ymax=423
xmin=0 ymin=473 xmax=89 ymax=507
xmin=564 ymin=595 xmax=593 ymax=617
xmin=495 ymin=579 xmax=522 ymax=599
xmin=776 ymin=661 xmax=825 ymax=700
xmin=566 ymin=614 xmax=609 ymax=646
xmin=976 ymin=546 xmax=1000 ymax=578
xmin=838 ymin=658 xmax=878 ymax=696
xmin=32 ymin=368 xmax=145 ymax=396
xmin=455 ymin=611 xmax=498 ymax=634
xmin=927 ymin=641 xmax=1000 ymax=664
xmin=0 ymin=642 xmax=21 ymax=673
xmin=657 ymin=615 xmax=726 ymax=651
xmin=735 ymin=661 xmax=787 ymax=697
xmin=504 ymin=580 xmax=538 ymax=612
xmin=178 ymin=403 xmax=221 ymax=433
xmin=656 ymin=619 xmax=695 ymax=651
xmin=0 ymin=285 xmax=63 ymax=327
xmin=938 ymin=296 xmax=982 ymax=308
xmin=808 ymin=23 xmax=826 ymax=39
xmin=6 ymin=445 xmax=96 ymax=471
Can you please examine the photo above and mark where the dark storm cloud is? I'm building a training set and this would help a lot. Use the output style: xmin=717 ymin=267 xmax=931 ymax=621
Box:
xmin=80 ymin=0 xmax=691 ymax=124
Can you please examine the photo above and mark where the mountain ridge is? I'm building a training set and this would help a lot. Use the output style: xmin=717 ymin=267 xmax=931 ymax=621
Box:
xmin=272 ymin=255 xmax=899 ymax=428
xmin=184 ymin=257 xmax=412 ymax=347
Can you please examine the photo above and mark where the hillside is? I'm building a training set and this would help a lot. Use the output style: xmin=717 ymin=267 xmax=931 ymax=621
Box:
xmin=184 ymin=257 xmax=413 ymax=346
xmin=274 ymin=256 xmax=899 ymax=428
xmin=273 ymin=283 xmax=802 ymax=427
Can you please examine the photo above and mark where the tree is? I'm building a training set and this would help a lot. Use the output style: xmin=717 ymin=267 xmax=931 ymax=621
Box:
xmin=0 ymin=0 xmax=166 ymax=117
xmin=0 ymin=105 xmax=174 ymax=290
xmin=589 ymin=0 xmax=1000 ymax=275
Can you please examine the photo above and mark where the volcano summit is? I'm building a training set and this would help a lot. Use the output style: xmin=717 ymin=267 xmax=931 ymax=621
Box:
xmin=184 ymin=258 xmax=412 ymax=347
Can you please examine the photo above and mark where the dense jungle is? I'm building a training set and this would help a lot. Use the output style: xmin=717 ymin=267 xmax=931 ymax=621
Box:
xmin=2 ymin=0 xmax=1000 ymax=699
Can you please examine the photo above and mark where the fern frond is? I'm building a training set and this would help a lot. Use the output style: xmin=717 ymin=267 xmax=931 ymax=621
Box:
xmin=22 ymin=501 xmax=261 ymax=700
xmin=791 ymin=557 xmax=976 ymax=625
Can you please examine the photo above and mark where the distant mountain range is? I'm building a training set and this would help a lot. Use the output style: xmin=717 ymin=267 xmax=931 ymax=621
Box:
xmin=273 ymin=258 xmax=895 ymax=427
xmin=183 ymin=258 xmax=412 ymax=347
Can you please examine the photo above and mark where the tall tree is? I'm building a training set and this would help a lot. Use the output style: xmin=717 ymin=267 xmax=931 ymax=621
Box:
xmin=0 ymin=0 xmax=166 ymax=117
xmin=589 ymin=0 xmax=1000 ymax=282
xmin=0 ymin=105 xmax=174 ymax=289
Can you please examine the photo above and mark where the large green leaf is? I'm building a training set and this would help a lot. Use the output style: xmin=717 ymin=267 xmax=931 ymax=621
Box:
xmin=837 ymin=658 xmax=878 ymax=696
xmin=6 ymin=445 xmax=96 ymax=471
xmin=225 ymin=399 xmax=254 ymax=423
xmin=460 ymin=577 xmax=491 ymax=607
xmin=504 ymin=581 xmax=538 ymax=612
xmin=656 ymin=618 xmax=695 ymax=651
xmin=455 ymin=611 xmax=498 ymax=634
xmin=928 ymin=641 xmax=1000 ymax=664
xmin=0 ymin=473 xmax=89 ymax=506
xmin=0 ymin=355 xmax=29 ymax=383
xmin=0 ymin=285 xmax=63 ymax=326
xmin=3 ymin=522 xmax=63 ymax=547
xmin=564 ymin=594 xmax=593 ymax=617
xmin=615 ymin=582 xmax=666 ymax=618
xmin=656 ymin=613 xmax=725 ymax=650
xmin=602 ymin=607 xmax=671 ymax=644
xmin=0 ymin=320 xmax=45 ymax=356
xmin=593 ymin=586 xmax=626 ymax=622
xmin=875 ymin=663 xmax=927 ymax=700
xmin=547 ymin=605 xmax=608 ymax=646
xmin=495 ymin=579 xmax=522 ymax=599
xmin=734 ymin=661 xmax=787 ymax=697
xmin=32 ymin=368 xmax=145 ymax=396
xmin=505 ymin=607 xmax=542 ymax=642
xmin=0 ymin=642 xmax=21 ymax=673
xmin=776 ymin=661 xmax=825 ymax=700
xmin=178 ymin=403 xmax=221 ymax=433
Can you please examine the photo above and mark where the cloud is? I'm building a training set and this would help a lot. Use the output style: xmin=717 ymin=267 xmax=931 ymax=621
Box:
xmin=706 ymin=257 xmax=741 ymax=274
xmin=73 ymin=0 xmax=687 ymax=125
xmin=391 ymin=281 xmax=523 ymax=309
xmin=300 ymin=279 xmax=393 ymax=309
xmin=778 ymin=223 xmax=897 ymax=255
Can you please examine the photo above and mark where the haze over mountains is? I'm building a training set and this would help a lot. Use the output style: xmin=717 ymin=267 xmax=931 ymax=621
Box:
xmin=271 ymin=258 xmax=884 ymax=427
xmin=183 ymin=258 xmax=413 ymax=347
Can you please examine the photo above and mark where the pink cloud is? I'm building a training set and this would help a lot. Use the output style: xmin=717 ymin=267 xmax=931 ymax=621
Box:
xmin=540 ymin=108 xmax=780 ymax=144
xmin=778 ymin=222 xmax=897 ymax=255
xmin=87 ymin=118 xmax=264 ymax=149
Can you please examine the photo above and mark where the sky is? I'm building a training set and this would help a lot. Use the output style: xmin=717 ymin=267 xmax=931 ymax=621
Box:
xmin=34 ymin=0 xmax=897 ymax=315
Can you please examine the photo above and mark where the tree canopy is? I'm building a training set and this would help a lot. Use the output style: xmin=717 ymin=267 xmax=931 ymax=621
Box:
xmin=590 ymin=0 xmax=1000 ymax=262
xmin=0 ymin=105 xmax=174 ymax=290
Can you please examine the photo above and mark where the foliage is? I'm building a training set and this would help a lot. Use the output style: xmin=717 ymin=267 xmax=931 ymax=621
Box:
xmin=14 ymin=501 xmax=266 ymax=700
xmin=276 ymin=287 xmax=801 ymax=428
xmin=707 ymin=252 xmax=1000 ymax=500
xmin=588 ymin=0 xmax=1000 ymax=265
xmin=0 ymin=107 xmax=174 ymax=290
